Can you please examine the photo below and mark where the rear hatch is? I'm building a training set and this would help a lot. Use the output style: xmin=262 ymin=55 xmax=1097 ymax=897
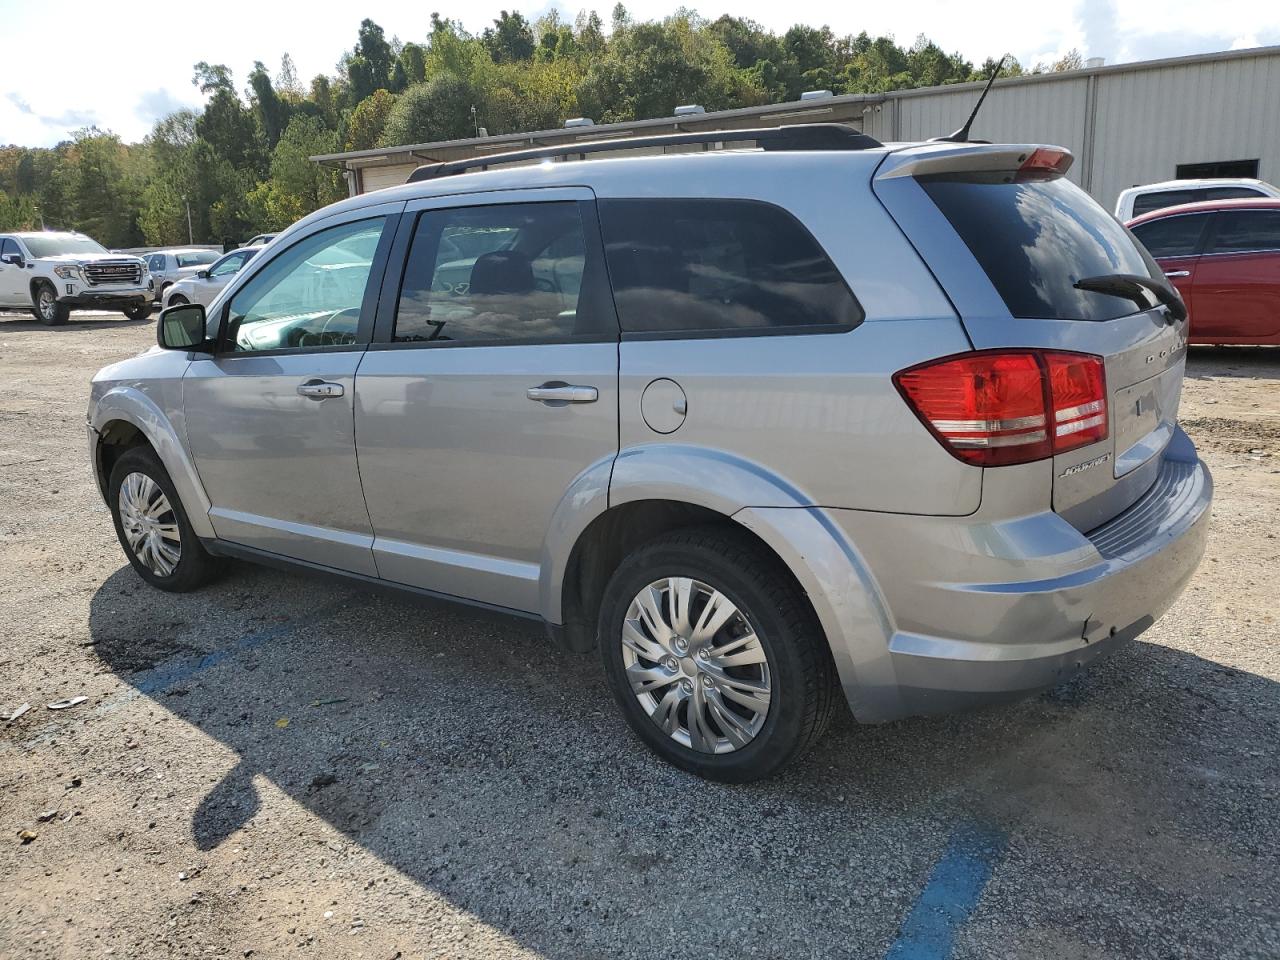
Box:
xmin=874 ymin=143 xmax=1189 ymax=530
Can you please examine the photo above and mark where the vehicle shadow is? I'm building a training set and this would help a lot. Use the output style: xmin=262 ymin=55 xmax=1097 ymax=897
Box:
xmin=87 ymin=562 xmax=1279 ymax=958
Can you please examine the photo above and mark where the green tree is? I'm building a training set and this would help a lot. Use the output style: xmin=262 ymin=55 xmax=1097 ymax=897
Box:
xmin=247 ymin=116 xmax=345 ymax=230
xmin=484 ymin=11 xmax=536 ymax=63
xmin=380 ymin=73 xmax=479 ymax=146
xmin=248 ymin=60 xmax=291 ymax=148
xmin=192 ymin=63 xmax=266 ymax=174
xmin=346 ymin=90 xmax=398 ymax=150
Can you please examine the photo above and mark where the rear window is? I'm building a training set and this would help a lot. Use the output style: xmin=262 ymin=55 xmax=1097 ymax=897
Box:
xmin=598 ymin=199 xmax=862 ymax=335
xmin=1131 ymin=189 xmax=1206 ymax=217
xmin=922 ymin=176 xmax=1159 ymax=322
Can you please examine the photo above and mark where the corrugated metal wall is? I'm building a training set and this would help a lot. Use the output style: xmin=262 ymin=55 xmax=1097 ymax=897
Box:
xmin=884 ymin=48 xmax=1280 ymax=208
xmin=1090 ymin=52 xmax=1280 ymax=206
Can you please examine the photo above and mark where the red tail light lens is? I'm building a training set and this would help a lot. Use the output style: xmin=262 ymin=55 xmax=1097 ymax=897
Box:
xmin=894 ymin=350 xmax=1107 ymax=467
xmin=1015 ymin=147 xmax=1073 ymax=181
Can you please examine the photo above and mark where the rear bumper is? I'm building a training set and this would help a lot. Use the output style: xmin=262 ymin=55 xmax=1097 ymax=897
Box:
xmin=823 ymin=427 xmax=1212 ymax=721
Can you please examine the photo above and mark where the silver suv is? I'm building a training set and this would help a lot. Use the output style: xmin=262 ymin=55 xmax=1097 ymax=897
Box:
xmin=88 ymin=126 xmax=1212 ymax=782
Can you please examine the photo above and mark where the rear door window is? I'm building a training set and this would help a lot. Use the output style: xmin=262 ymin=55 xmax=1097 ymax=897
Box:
xmin=922 ymin=176 xmax=1159 ymax=321
xmin=1130 ymin=214 xmax=1211 ymax=259
xmin=598 ymin=198 xmax=862 ymax=335
xmin=1207 ymin=210 xmax=1280 ymax=254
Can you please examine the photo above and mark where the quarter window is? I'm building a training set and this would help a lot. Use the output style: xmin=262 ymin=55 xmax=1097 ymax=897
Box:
xmin=598 ymin=199 xmax=860 ymax=335
xmin=1208 ymin=210 xmax=1280 ymax=254
xmin=224 ymin=217 xmax=387 ymax=352
xmin=393 ymin=201 xmax=614 ymax=344
xmin=1130 ymin=214 xmax=1210 ymax=259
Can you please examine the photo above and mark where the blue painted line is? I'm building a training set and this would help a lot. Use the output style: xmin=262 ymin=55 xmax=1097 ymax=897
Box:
xmin=884 ymin=822 xmax=1007 ymax=960
xmin=133 ymin=598 xmax=352 ymax=695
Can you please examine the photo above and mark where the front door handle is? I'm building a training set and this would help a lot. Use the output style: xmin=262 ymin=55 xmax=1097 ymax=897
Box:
xmin=297 ymin=379 xmax=344 ymax=400
xmin=1164 ymin=270 xmax=1191 ymax=278
xmin=526 ymin=383 xmax=598 ymax=404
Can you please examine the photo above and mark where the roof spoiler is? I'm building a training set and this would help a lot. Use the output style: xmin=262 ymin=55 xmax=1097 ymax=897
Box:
xmin=876 ymin=142 xmax=1075 ymax=181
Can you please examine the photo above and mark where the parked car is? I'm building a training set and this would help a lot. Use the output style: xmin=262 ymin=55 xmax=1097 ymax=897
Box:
xmin=243 ymin=233 xmax=277 ymax=248
xmin=162 ymin=246 xmax=262 ymax=309
xmin=0 ymin=231 xmax=153 ymax=324
xmin=89 ymin=128 xmax=1212 ymax=781
xmin=144 ymin=248 xmax=221 ymax=306
xmin=1127 ymin=197 xmax=1280 ymax=344
xmin=1114 ymin=177 xmax=1280 ymax=220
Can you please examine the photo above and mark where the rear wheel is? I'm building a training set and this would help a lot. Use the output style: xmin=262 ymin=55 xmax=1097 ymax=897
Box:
xmin=32 ymin=281 xmax=69 ymax=325
xmin=598 ymin=527 xmax=837 ymax=782
xmin=122 ymin=301 xmax=150 ymax=321
xmin=108 ymin=446 xmax=221 ymax=592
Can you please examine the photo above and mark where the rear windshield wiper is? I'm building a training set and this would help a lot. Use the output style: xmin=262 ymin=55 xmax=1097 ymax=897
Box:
xmin=1073 ymin=273 xmax=1187 ymax=323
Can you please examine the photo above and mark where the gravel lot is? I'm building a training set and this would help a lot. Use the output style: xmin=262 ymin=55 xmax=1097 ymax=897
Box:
xmin=1 ymin=311 xmax=1277 ymax=959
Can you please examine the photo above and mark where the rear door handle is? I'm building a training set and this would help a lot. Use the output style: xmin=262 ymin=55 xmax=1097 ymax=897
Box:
xmin=297 ymin=379 xmax=344 ymax=400
xmin=526 ymin=383 xmax=598 ymax=404
xmin=1164 ymin=270 xmax=1191 ymax=278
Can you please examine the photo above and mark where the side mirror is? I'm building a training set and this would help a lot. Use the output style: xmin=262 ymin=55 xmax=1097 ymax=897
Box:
xmin=196 ymin=269 xmax=211 ymax=280
xmin=0 ymin=253 xmax=23 ymax=267
xmin=157 ymin=303 xmax=211 ymax=352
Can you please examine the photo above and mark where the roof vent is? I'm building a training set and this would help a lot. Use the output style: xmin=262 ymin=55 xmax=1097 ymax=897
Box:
xmin=673 ymin=104 xmax=706 ymax=116
xmin=564 ymin=117 xmax=595 ymax=128
xmin=1085 ymin=57 xmax=1105 ymax=68
xmin=800 ymin=90 xmax=834 ymax=101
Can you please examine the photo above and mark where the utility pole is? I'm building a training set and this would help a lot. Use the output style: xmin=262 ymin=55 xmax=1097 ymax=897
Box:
xmin=183 ymin=195 xmax=193 ymax=244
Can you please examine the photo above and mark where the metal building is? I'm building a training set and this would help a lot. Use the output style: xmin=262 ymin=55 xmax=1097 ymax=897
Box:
xmin=312 ymin=44 xmax=1280 ymax=209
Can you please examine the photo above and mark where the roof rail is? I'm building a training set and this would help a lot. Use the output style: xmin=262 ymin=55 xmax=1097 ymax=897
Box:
xmin=406 ymin=123 xmax=883 ymax=183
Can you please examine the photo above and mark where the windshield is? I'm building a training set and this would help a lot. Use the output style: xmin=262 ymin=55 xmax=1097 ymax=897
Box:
xmin=921 ymin=176 xmax=1160 ymax=322
xmin=21 ymin=234 xmax=109 ymax=258
xmin=176 ymin=250 xmax=219 ymax=267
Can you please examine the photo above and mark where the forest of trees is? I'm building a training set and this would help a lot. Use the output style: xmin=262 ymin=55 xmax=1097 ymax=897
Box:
xmin=0 ymin=8 xmax=1084 ymax=248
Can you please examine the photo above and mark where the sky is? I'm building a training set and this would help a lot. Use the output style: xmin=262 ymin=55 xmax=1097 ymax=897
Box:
xmin=1 ymin=0 xmax=1277 ymax=147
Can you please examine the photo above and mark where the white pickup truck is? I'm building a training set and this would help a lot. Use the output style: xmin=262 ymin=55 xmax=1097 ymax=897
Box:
xmin=0 ymin=231 xmax=154 ymax=325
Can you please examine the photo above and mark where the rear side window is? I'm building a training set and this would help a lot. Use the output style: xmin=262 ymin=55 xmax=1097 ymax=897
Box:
xmin=1207 ymin=210 xmax=1280 ymax=254
xmin=1131 ymin=214 xmax=1210 ymax=259
xmin=922 ymin=176 xmax=1159 ymax=322
xmin=1131 ymin=189 xmax=1206 ymax=217
xmin=598 ymin=199 xmax=862 ymax=335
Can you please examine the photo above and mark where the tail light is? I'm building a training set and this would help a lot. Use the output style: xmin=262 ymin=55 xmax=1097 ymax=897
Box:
xmin=1015 ymin=147 xmax=1072 ymax=181
xmin=894 ymin=349 xmax=1107 ymax=467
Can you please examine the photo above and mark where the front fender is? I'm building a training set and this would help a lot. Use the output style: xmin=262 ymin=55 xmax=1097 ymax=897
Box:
xmin=90 ymin=383 xmax=215 ymax=540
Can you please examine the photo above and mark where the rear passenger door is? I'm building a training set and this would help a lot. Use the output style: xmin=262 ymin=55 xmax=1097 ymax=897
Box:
xmin=354 ymin=188 xmax=619 ymax=613
xmin=1194 ymin=209 xmax=1280 ymax=340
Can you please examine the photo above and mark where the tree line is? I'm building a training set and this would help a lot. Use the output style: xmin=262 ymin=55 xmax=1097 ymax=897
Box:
xmin=0 ymin=8 xmax=1084 ymax=248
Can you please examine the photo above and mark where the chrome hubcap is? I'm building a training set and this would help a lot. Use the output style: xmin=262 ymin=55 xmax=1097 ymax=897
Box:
xmin=118 ymin=472 xmax=181 ymax=576
xmin=621 ymin=577 xmax=772 ymax=754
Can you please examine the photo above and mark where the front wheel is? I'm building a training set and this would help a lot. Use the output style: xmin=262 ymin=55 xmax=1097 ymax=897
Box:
xmin=32 ymin=281 xmax=69 ymax=325
xmin=122 ymin=301 xmax=150 ymax=321
xmin=598 ymin=527 xmax=837 ymax=782
xmin=166 ymin=293 xmax=189 ymax=307
xmin=108 ymin=446 xmax=221 ymax=592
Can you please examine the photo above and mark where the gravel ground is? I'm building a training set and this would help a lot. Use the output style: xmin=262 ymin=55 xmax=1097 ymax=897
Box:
xmin=0 ymin=311 xmax=1277 ymax=960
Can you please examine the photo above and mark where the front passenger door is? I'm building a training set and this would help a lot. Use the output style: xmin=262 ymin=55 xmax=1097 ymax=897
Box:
xmin=182 ymin=210 xmax=398 ymax=574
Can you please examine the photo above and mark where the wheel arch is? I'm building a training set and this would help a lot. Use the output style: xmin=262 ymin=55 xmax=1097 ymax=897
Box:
xmin=90 ymin=386 xmax=215 ymax=539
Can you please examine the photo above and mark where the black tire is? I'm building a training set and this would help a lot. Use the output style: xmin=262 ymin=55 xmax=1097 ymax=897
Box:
xmin=122 ymin=301 xmax=150 ymax=321
xmin=598 ymin=526 xmax=837 ymax=782
xmin=167 ymin=294 xmax=189 ymax=307
xmin=108 ymin=446 xmax=221 ymax=592
xmin=32 ymin=280 xmax=69 ymax=325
